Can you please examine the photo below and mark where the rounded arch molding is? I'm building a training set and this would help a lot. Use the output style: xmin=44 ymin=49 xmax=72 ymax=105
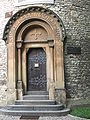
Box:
xmin=16 ymin=19 xmax=54 ymax=42
xmin=3 ymin=6 xmax=66 ymax=42
xmin=3 ymin=6 xmax=66 ymax=105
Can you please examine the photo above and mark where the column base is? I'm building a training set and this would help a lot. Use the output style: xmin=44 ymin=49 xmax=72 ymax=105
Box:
xmin=49 ymin=82 xmax=55 ymax=100
xmin=17 ymin=89 xmax=23 ymax=100
xmin=54 ymin=89 xmax=66 ymax=106
xmin=17 ymin=80 xmax=23 ymax=100
xmin=6 ymin=88 xmax=17 ymax=105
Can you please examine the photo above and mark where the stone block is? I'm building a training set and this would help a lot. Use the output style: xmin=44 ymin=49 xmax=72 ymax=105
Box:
xmin=55 ymin=89 xmax=66 ymax=106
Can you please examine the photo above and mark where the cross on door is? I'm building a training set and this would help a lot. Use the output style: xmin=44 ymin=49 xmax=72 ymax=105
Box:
xmin=30 ymin=29 xmax=42 ymax=40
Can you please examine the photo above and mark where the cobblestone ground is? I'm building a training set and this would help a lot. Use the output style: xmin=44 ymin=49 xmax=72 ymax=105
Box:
xmin=0 ymin=114 xmax=89 ymax=120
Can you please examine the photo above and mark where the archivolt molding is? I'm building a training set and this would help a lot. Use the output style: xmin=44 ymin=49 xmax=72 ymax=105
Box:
xmin=17 ymin=20 xmax=53 ymax=42
xmin=3 ymin=6 xmax=66 ymax=42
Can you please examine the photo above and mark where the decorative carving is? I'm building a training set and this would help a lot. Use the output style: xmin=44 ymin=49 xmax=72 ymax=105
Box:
xmin=3 ymin=6 xmax=66 ymax=42
xmin=25 ymin=26 xmax=48 ymax=41
xmin=30 ymin=29 xmax=42 ymax=40
xmin=48 ymin=40 xmax=54 ymax=48
xmin=16 ymin=40 xmax=23 ymax=48
xmin=8 ymin=32 xmax=14 ymax=44
xmin=5 ymin=8 xmax=64 ymax=66
xmin=4 ymin=6 xmax=64 ymax=97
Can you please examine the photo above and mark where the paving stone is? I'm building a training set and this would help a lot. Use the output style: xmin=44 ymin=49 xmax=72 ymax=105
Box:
xmin=0 ymin=114 xmax=88 ymax=120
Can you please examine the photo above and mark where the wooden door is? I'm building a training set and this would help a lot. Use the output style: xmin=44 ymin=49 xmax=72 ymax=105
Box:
xmin=27 ymin=48 xmax=47 ymax=91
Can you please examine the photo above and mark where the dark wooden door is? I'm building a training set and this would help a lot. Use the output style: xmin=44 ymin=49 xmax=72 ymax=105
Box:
xmin=27 ymin=48 xmax=47 ymax=91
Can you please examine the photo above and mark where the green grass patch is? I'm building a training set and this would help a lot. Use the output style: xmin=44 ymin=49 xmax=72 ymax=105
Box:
xmin=70 ymin=107 xmax=90 ymax=119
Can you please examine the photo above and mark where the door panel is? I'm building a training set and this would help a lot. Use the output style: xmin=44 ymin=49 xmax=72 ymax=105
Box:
xmin=27 ymin=48 xmax=47 ymax=91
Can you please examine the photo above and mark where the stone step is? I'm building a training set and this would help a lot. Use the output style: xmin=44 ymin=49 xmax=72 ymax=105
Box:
xmin=0 ymin=108 xmax=70 ymax=116
xmin=15 ymin=100 xmax=56 ymax=105
xmin=26 ymin=91 xmax=49 ymax=95
xmin=7 ymin=104 xmax=64 ymax=111
xmin=23 ymin=95 xmax=49 ymax=100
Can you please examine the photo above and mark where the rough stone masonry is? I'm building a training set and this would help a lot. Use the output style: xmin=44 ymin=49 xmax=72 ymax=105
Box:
xmin=0 ymin=0 xmax=90 ymax=106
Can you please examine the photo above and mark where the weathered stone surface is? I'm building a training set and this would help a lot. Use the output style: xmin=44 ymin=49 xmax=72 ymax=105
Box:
xmin=0 ymin=0 xmax=90 ymax=106
xmin=55 ymin=89 xmax=66 ymax=106
xmin=15 ymin=0 xmax=54 ymax=6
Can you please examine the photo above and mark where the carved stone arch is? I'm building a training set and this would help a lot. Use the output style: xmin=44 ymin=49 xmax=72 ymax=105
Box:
xmin=3 ymin=6 xmax=66 ymax=105
xmin=3 ymin=6 xmax=66 ymax=42
xmin=16 ymin=20 xmax=54 ymax=41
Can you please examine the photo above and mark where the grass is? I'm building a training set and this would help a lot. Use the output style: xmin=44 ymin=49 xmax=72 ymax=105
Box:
xmin=70 ymin=107 xmax=90 ymax=119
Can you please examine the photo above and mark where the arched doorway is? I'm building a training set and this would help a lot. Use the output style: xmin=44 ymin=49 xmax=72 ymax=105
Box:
xmin=3 ymin=6 xmax=66 ymax=105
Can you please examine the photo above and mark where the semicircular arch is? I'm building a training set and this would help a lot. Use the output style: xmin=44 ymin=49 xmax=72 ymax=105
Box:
xmin=16 ymin=19 xmax=54 ymax=42
xmin=3 ymin=6 xmax=66 ymax=42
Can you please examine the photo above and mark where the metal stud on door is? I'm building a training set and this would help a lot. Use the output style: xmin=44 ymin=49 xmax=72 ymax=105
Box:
xmin=27 ymin=48 xmax=47 ymax=91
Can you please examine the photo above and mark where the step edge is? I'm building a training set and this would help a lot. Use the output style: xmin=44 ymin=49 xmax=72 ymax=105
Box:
xmin=26 ymin=91 xmax=48 ymax=93
xmin=15 ymin=100 xmax=55 ymax=102
xmin=8 ymin=105 xmax=63 ymax=107
xmin=0 ymin=108 xmax=70 ymax=113
xmin=23 ymin=95 xmax=49 ymax=97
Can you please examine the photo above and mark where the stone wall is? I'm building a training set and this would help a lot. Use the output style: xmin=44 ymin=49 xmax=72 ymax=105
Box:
xmin=0 ymin=0 xmax=90 ymax=106
xmin=46 ymin=0 xmax=90 ymax=99
xmin=0 ymin=0 xmax=14 ymax=106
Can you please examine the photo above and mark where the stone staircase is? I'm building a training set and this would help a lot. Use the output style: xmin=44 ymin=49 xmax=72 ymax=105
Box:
xmin=0 ymin=91 xmax=70 ymax=116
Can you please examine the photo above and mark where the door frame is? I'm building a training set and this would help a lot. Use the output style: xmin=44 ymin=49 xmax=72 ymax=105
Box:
xmin=22 ymin=42 xmax=51 ymax=93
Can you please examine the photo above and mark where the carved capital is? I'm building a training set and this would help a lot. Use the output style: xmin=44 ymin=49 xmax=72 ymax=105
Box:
xmin=16 ymin=40 xmax=23 ymax=49
xmin=48 ymin=40 xmax=54 ymax=48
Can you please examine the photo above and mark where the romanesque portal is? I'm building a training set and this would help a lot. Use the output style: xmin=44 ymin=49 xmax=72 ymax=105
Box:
xmin=3 ymin=6 xmax=66 ymax=105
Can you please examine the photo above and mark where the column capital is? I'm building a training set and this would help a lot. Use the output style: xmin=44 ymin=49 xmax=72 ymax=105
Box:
xmin=48 ymin=40 xmax=54 ymax=48
xmin=16 ymin=40 xmax=23 ymax=49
